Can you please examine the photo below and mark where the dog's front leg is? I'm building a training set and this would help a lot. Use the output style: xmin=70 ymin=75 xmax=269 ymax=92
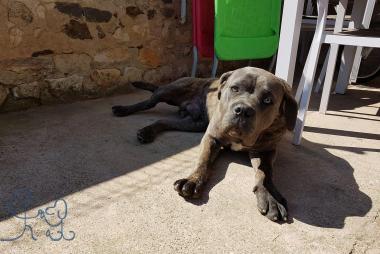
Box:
xmin=250 ymin=150 xmax=288 ymax=222
xmin=174 ymin=133 xmax=221 ymax=198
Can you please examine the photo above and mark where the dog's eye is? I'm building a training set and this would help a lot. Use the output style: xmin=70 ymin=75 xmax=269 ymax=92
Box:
xmin=263 ymin=97 xmax=272 ymax=104
xmin=231 ymin=86 xmax=239 ymax=92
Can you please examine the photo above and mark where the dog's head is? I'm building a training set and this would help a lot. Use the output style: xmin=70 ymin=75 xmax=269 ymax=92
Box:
xmin=216 ymin=67 xmax=298 ymax=145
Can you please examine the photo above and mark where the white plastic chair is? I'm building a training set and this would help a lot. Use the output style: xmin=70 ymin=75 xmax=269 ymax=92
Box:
xmin=293 ymin=0 xmax=379 ymax=145
xmin=301 ymin=0 xmax=352 ymax=92
xmin=333 ymin=0 xmax=377 ymax=94
xmin=313 ymin=0 xmax=376 ymax=93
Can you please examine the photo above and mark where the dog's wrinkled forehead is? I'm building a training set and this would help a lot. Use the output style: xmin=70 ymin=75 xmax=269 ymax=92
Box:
xmin=228 ymin=67 xmax=284 ymax=97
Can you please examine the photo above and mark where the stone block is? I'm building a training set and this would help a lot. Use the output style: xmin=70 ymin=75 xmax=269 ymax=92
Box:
xmin=7 ymin=1 xmax=33 ymax=26
xmin=139 ymin=48 xmax=160 ymax=68
xmin=12 ymin=81 xmax=40 ymax=99
xmin=0 ymin=86 xmax=9 ymax=106
xmin=90 ymin=68 xmax=121 ymax=87
xmin=94 ymin=48 xmax=130 ymax=63
xmin=54 ymin=53 xmax=92 ymax=74
xmin=0 ymin=58 xmax=54 ymax=86
xmin=122 ymin=67 xmax=143 ymax=83
xmin=47 ymin=74 xmax=84 ymax=96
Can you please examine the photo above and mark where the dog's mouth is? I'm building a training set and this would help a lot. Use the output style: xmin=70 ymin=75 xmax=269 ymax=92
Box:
xmin=228 ymin=129 xmax=242 ymax=137
xmin=227 ymin=127 xmax=260 ymax=148
xmin=227 ymin=120 xmax=253 ymax=137
xmin=229 ymin=115 xmax=253 ymax=129
xmin=225 ymin=115 xmax=260 ymax=144
xmin=220 ymin=111 xmax=257 ymax=140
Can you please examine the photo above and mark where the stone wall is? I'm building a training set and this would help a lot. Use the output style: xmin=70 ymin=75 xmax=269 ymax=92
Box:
xmin=2 ymin=1 xmax=378 ymax=112
xmin=0 ymin=0 xmax=196 ymax=112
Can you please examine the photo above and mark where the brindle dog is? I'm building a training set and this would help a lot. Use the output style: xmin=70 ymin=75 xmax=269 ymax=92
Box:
xmin=112 ymin=67 xmax=298 ymax=222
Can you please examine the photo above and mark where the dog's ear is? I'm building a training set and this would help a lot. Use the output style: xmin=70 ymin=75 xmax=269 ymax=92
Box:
xmin=218 ymin=71 xmax=234 ymax=100
xmin=280 ymin=81 xmax=298 ymax=130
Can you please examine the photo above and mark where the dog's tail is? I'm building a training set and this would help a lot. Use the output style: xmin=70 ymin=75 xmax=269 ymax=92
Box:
xmin=132 ymin=81 xmax=158 ymax=92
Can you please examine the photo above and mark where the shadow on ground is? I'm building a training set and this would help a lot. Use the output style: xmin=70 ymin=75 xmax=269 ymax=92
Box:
xmin=0 ymin=92 xmax=202 ymax=221
xmin=187 ymin=135 xmax=373 ymax=229
xmin=307 ymin=83 xmax=380 ymax=118
xmin=0 ymin=90 xmax=373 ymax=229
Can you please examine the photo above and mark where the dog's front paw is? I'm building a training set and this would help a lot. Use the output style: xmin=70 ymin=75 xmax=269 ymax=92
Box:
xmin=137 ymin=127 xmax=155 ymax=144
xmin=254 ymin=186 xmax=287 ymax=222
xmin=112 ymin=106 xmax=131 ymax=117
xmin=174 ymin=178 xmax=204 ymax=199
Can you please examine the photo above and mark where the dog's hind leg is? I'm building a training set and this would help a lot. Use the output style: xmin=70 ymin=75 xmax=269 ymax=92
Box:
xmin=137 ymin=116 xmax=207 ymax=143
xmin=112 ymin=95 xmax=161 ymax=117
xmin=112 ymin=78 xmax=203 ymax=117
xmin=112 ymin=82 xmax=183 ymax=117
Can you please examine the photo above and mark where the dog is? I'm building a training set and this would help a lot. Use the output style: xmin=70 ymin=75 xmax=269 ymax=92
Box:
xmin=112 ymin=67 xmax=298 ymax=222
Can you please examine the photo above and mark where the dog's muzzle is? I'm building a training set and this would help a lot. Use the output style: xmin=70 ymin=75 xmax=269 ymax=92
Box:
xmin=233 ymin=104 xmax=255 ymax=118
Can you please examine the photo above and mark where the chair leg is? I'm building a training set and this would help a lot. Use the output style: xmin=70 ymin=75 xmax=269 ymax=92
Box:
xmin=317 ymin=0 xmax=348 ymax=102
xmin=293 ymin=44 xmax=323 ymax=145
xmin=335 ymin=0 xmax=375 ymax=93
xmin=306 ymin=0 xmax=314 ymax=15
xmin=211 ymin=54 xmax=218 ymax=78
xmin=335 ymin=45 xmax=356 ymax=94
xmin=313 ymin=0 xmax=347 ymax=95
xmin=268 ymin=52 xmax=277 ymax=73
xmin=319 ymin=44 xmax=340 ymax=114
xmin=191 ymin=46 xmax=198 ymax=77
xmin=350 ymin=0 xmax=377 ymax=82
xmin=295 ymin=48 xmax=317 ymax=102
xmin=295 ymin=76 xmax=304 ymax=103
xmin=180 ymin=0 xmax=187 ymax=24
xmin=314 ymin=47 xmax=329 ymax=93
xmin=275 ymin=0 xmax=305 ymax=85
xmin=293 ymin=0 xmax=329 ymax=145
xmin=349 ymin=46 xmax=363 ymax=83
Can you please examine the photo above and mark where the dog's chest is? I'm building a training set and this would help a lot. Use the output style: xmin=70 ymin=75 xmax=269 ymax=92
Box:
xmin=230 ymin=141 xmax=246 ymax=151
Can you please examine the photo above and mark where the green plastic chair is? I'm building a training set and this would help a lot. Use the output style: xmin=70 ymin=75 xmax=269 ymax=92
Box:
xmin=212 ymin=0 xmax=282 ymax=77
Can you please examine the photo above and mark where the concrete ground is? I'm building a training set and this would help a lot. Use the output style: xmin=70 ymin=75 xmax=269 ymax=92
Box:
xmin=0 ymin=82 xmax=379 ymax=253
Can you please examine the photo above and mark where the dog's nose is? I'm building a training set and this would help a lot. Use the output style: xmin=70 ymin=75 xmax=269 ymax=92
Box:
xmin=234 ymin=105 xmax=255 ymax=118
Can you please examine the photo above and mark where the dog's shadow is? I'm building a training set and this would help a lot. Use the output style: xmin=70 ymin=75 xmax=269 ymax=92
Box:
xmin=187 ymin=135 xmax=373 ymax=229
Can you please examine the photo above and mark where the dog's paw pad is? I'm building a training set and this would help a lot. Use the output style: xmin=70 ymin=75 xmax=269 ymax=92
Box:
xmin=112 ymin=106 xmax=133 ymax=117
xmin=137 ymin=128 xmax=155 ymax=144
xmin=255 ymin=187 xmax=287 ymax=222
xmin=174 ymin=178 xmax=204 ymax=199
xmin=112 ymin=106 xmax=126 ymax=117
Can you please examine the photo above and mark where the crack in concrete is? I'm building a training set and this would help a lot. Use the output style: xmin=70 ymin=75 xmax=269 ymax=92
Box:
xmin=372 ymin=209 xmax=380 ymax=223
xmin=363 ymin=239 xmax=376 ymax=254
xmin=272 ymin=234 xmax=280 ymax=242
xmin=348 ymin=240 xmax=358 ymax=254
xmin=345 ymin=210 xmax=380 ymax=254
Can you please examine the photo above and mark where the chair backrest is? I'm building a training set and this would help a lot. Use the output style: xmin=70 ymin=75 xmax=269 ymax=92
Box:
xmin=214 ymin=0 xmax=282 ymax=60
xmin=193 ymin=0 xmax=215 ymax=58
